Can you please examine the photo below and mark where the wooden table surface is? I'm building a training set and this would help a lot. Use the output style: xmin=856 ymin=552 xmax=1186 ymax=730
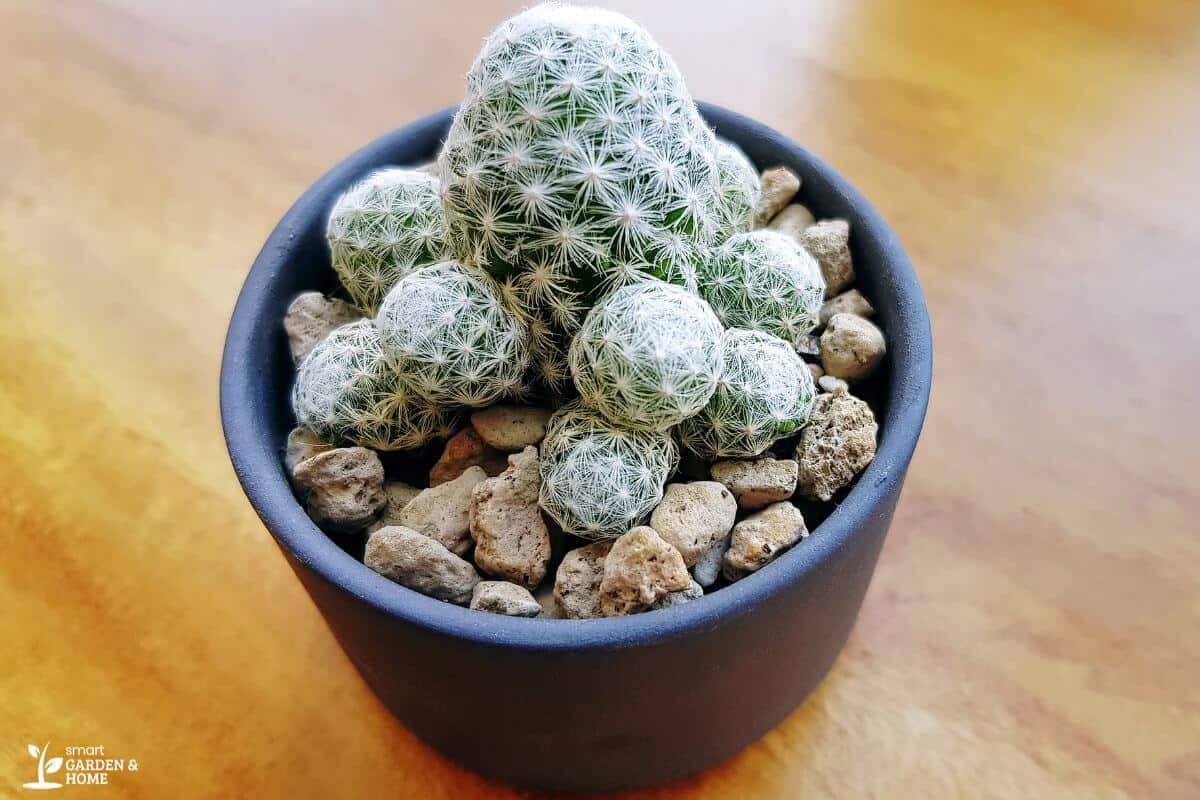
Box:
xmin=3 ymin=1 xmax=1198 ymax=797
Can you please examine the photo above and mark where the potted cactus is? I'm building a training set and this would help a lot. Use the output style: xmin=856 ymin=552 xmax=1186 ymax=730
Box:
xmin=222 ymin=2 xmax=930 ymax=791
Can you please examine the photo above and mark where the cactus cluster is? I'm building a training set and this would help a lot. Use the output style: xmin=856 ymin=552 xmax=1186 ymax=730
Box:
xmin=292 ymin=320 xmax=459 ymax=451
xmin=538 ymin=403 xmax=679 ymax=539
xmin=569 ymin=282 xmax=723 ymax=431
xmin=326 ymin=168 xmax=450 ymax=312
xmin=698 ymin=229 xmax=825 ymax=351
xmin=437 ymin=3 xmax=725 ymax=388
xmin=293 ymin=3 xmax=834 ymax=537
xmin=678 ymin=328 xmax=816 ymax=459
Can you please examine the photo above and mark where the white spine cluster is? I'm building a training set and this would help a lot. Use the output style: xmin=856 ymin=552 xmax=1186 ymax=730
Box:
xmin=569 ymin=281 xmax=723 ymax=431
xmin=697 ymin=229 xmax=826 ymax=351
xmin=713 ymin=138 xmax=760 ymax=236
xmin=677 ymin=328 xmax=817 ymax=459
xmin=538 ymin=402 xmax=679 ymax=539
xmin=375 ymin=261 xmax=529 ymax=407
xmin=327 ymin=168 xmax=450 ymax=312
xmin=292 ymin=320 xmax=459 ymax=451
xmin=438 ymin=3 xmax=723 ymax=388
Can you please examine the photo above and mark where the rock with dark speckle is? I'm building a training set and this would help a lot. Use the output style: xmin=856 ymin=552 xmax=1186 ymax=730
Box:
xmin=650 ymin=579 xmax=704 ymax=610
xmin=710 ymin=457 xmax=799 ymax=510
xmin=364 ymin=525 xmax=480 ymax=605
xmin=470 ymin=405 xmax=552 ymax=450
xmin=722 ymin=502 xmax=808 ymax=581
xmin=554 ymin=541 xmax=613 ymax=619
xmin=398 ymin=466 xmax=487 ymax=555
xmin=649 ymin=481 xmax=737 ymax=567
xmin=283 ymin=292 xmax=360 ymax=363
xmin=470 ymin=447 xmax=551 ymax=590
xmin=599 ymin=526 xmax=691 ymax=616
xmin=292 ymin=447 xmax=386 ymax=533
xmin=470 ymin=581 xmax=542 ymax=617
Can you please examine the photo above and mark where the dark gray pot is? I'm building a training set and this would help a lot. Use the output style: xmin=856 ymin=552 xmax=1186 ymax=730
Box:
xmin=220 ymin=104 xmax=932 ymax=792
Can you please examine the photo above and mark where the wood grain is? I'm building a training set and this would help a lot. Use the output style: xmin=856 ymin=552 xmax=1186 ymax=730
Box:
xmin=2 ymin=1 xmax=1198 ymax=797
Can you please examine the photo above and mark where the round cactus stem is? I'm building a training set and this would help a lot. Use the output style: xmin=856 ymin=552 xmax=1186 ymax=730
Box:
xmin=327 ymin=168 xmax=450 ymax=313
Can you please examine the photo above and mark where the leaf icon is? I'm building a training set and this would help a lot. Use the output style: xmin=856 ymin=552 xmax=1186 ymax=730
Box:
xmin=45 ymin=757 xmax=63 ymax=774
xmin=27 ymin=744 xmax=39 ymax=759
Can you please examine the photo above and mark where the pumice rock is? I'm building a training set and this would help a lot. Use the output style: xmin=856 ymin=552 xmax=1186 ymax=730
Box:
xmin=429 ymin=427 xmax=508 ymax=486
xmin=650 ymin=579 xmax=704 ymax=610
xmin=722 ymin=502 xmax=808 ymax=581
xmin=470 ymin=581 xmax=542 ymax=617
xmin=469 ymin=405 xmax=552 ymax=451
xmin=692 ymin=534 xmax=731 ymax=588
xmin=768 ymin=204 xmax=817 ymax=242
xmin=599 ymin=526 xmax=691 ymax=616
xmin=819 ymin=288 xmax=875 ymax=327
xmin=754 ymin=166 xmax=801 ymax=226
xmin=794 ymin=334 xmax=821 ymax=358
xmin=649 ymin=482 xmax=737 ymax=567
xmin=366 ymin=481 xmax=422 ymax=534
xmin=398 ymin=466 xmax=487 ymax=556
xmin=285 ymin=427 xmax=333 ymax=475
xmin=818 ymin=374 xmax=850 ymax=394
xmin=710 ymin=457 xmax=799 ymax=510
xmin=283 ymin=292 xmax=360 ymax=364
xmin=820 ymin=313 xmax=887 ymax=383
xmin=795 ymin=390 xmax=878 ymax=502
xmin=800 ymin=219 xmax=855 ymax=297
xmin=554 ymin=542 xmax=613 ymax=620
xmin=292 ymin=447 xmax=386 ymax=533
xmin=470 ymin=447 xmax=551 ymax=590
xmin=364 ymin=526 xmax=480 ymax=605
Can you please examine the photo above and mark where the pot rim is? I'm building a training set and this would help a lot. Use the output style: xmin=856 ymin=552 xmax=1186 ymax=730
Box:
xmin=219 ymin=103 xmax=932 ymax=653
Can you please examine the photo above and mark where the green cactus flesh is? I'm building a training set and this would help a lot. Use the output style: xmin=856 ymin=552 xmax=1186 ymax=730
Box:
xmin=292 ymin=319 xmax=458 ymax=451
xmin=569 ymin=281 xmax=723 ymax=431
xmin=713 ymin=138 xmax=760 ymax=237
xmin=697 ymin=229 xmax=825 ymax=351
xmin=375 ymin=261 xmax=530 ymax=407
xmin=677 ymin=327 xmax=816 ymax=459
xmin=438 ymin=3 xmax=724 ymax=391
xmin=538 ymin=402 xmax=679 ymax=539
xmin=327 ymin=168 xmax=450 ymax=313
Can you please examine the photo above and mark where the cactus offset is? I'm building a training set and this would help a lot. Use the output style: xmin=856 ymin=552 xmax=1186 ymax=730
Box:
xmin=292 ymin=319 xmax=458 ymax=451
xmin=569 ymin=281 xmax=723 ymax=431
xmin=677 ymin=328 xmax=816 ymax=459
xmin=697 ymin=229 xmax=825 ymax=351
xmin=327 ymin=168 xmax=450 ymax=312
xmin=538 ymin=402 xmax=678 ymax=539
xmin=375 ymin=261 xmax=529 ymax=407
